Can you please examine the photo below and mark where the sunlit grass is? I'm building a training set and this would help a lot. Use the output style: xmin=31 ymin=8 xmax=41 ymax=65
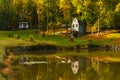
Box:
xmin=105 ymin=33 xmax=120 ymax=38
xmin=0 ymin=30 xmax=120 ymax=48
xmin=0 ymin=30 xmax=89 ymax=46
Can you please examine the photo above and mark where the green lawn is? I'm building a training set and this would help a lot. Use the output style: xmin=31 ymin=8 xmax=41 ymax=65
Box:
xmin=0 ymin=30 xmax=120 ymax=61
xmin=0 ymin=30 xmax=89 ymax=46
xmin=0 ymin=30 xmax=120 ymax=47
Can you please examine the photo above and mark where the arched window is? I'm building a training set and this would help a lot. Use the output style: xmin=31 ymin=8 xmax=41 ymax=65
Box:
xmin=76 ymin=24 xmax=78 ymax=27
xmin=73 ymin=24 xmax=74 ymax=27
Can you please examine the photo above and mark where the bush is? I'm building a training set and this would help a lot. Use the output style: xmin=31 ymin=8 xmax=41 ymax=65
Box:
xmin=13 ymin=34 xmax=20 ymax=39
xmin=8 ymin=34 xmax=13 ymax=38
xmin=29 ymin=34 xmax=34 ymax=41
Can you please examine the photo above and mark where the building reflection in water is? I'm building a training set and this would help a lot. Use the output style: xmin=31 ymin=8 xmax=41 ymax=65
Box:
xmin=71 ymin=61 xmax=79 ymax=74
xmin=1 ymin=54 xmax=120 ymax=80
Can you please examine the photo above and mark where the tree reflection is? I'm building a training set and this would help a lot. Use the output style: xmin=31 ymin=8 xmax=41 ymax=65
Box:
xmin=4 ymin=55 xmax=120 ymax=80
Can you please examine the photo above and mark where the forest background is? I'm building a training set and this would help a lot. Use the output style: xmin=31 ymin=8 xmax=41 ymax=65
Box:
xmin=0 ymin=0 xmax=120 ymax=32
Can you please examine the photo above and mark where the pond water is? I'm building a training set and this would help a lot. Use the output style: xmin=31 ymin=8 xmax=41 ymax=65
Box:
xmin=1 ymin=50 xmax=120 ymax=80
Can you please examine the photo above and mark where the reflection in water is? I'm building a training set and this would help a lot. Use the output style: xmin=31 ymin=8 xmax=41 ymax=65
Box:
xmin=1 ymin=52 xmax=120 ymax=80
xmin=91 ymin=57 xmax=99 ymax=72
xmin=20 ymin=61 xmax=48 ymax=64
xmin=71 ymin=61 xmax=79 ymax=74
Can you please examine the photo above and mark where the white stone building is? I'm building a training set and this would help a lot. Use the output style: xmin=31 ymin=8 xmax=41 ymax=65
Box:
xmin=71 ymin=18 xmax=79 ymax=32
xmin=71 ymin=18 xmax=87 ymax=37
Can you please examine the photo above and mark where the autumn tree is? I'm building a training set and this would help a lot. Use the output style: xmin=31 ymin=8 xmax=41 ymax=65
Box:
xmin=59 ymin=0 xmax=73 ymax=28
xmin=0 ymin=0 xmax=120 ymax=31
xmin=25 ymin=0 xmax=38 ymax=28
xmin=113 ymin=2 xmax=120 ymax=29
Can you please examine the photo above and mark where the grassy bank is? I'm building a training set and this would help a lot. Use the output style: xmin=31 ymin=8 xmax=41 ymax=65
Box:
xmin=0 ymin=30 xmax=120 ymax=60
xmin=0 ymin=30 xmax=89 ymax=46
xmin=1 ymin=30 xmax=120 ymax=45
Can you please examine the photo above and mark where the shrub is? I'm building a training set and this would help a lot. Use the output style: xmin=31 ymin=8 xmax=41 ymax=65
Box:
xmin=13 ymin=34 xmax=20 ymax=39
xmin=29 ymin=34 xmax=34 ymax=41
xmin=8 ymin=34 xmax=13 ymax=38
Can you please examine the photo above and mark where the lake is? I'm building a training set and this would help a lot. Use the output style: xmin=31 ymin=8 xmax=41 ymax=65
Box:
xmin=1 ymin=50 xmax=120 ymax=80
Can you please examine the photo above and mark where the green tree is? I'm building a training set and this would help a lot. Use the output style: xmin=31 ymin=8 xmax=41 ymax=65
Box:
xmin=113 ymin=2 xmax=120 ymax=29
xmin=0 ymin=0 xmax=120 ymax=31
xmin=59 ymin=0 xmax=73 ymax=28
xmin=98 ymin=0 xmax=120 ymax=29
xmin=0 ymin=0 xmax=15 ymax=29
xmin=25 ymin=0 xmax=38 ymax=28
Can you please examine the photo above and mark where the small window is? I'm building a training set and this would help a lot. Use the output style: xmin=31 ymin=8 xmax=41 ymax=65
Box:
xmin=76 ymin=24 xmax=78 ymax=27
xmin=73 ymin=24 xmax=74 ymax=27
